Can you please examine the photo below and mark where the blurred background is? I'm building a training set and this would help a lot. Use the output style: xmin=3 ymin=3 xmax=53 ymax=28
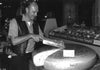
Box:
xmin=0 ymin=0 xmax=97 ymax=49
xmin=0 ymin=0 xmax=100 ymax=70
xmin=0 ymin=0 xmax=95 ymax=27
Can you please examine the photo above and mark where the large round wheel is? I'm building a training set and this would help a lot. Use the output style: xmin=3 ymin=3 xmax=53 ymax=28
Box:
xmin=32 ymin=43 xmax=97 ymax=70
xmin=44 ymin=43 xmax=97 ymax=70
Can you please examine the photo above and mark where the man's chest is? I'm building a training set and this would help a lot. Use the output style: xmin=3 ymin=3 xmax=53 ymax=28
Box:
xmin=26 ymin=22 xmax=33 ymax=33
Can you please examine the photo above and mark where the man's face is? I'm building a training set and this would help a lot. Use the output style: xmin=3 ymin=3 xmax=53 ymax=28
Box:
xmin=26 ymin=3 xmax=38 ymax=20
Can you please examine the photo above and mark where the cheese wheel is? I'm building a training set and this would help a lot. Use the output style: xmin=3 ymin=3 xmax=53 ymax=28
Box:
xmin=32 ymin=45 xmax=61 ymax=67
xmin=44 ymin=43 xmax=97 ymax=70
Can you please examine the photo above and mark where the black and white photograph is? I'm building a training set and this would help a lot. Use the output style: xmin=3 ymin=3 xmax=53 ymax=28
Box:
xmin=0 ymin=0 xmax=100 ymax=70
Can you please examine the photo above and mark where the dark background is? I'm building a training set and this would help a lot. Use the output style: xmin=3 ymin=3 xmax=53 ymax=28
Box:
xmin=0 ymin=0 xmax=95 ymax=28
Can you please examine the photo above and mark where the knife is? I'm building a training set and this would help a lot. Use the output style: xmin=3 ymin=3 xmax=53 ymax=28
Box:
xmin=40 ymin=37 xmax=65 ymax=48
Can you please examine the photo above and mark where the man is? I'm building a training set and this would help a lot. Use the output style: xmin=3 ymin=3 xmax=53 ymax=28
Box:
xmin=7 ymin=1 xmax=43 ymax=70
xmin=53 ymin=25 xmax=67 ymax=32
xmin=54 ymin=22 xmax=79 ymax=32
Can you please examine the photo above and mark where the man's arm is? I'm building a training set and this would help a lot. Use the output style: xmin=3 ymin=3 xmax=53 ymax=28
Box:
xmin=10 ymin=34 xmax=33 ymax=45
xmin=8 ymin=18 xmax=32 ymax=45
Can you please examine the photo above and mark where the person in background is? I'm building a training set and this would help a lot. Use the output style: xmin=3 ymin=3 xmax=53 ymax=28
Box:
xmin=54 ymin=20 xmax=79 ymax=32
xmin=7 ymin=0 xmax=43 ymax=70
xmin=53 ymin=24 xmax=67 ymax=32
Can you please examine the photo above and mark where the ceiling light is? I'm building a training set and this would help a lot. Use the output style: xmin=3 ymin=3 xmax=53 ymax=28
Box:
xmin=0 ymin=3 xmax=2 ymax=5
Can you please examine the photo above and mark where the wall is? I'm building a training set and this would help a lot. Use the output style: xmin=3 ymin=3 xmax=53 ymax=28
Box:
xmin=94 ymin=0 xmax=100 ymax=26
xmin=63 ymin=3 xmax=76 ymax=26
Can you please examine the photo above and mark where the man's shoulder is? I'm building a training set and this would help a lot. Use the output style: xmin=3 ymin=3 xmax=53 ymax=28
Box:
xmin=9 ymin=18 xmax=17 ymax=25
xmin=9 ymin=18 xmax=18 ymax=27
xmin=10 ymin=16 xmax=22 ymax=23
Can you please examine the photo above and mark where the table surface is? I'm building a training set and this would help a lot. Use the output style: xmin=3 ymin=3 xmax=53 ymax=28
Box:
xmin=51 ymin=43 xmax=97 ymax=59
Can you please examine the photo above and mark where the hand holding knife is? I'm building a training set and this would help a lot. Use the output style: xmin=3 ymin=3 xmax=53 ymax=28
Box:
xmin=39 ymin=36 xmax=65 ymax=48
xmin=31 ymin=33 xmax=65 ymax=48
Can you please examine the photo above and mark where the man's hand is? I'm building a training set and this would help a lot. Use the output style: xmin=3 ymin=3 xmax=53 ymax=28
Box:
xmin=31 ymin=34 xmax=43 ymax=42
